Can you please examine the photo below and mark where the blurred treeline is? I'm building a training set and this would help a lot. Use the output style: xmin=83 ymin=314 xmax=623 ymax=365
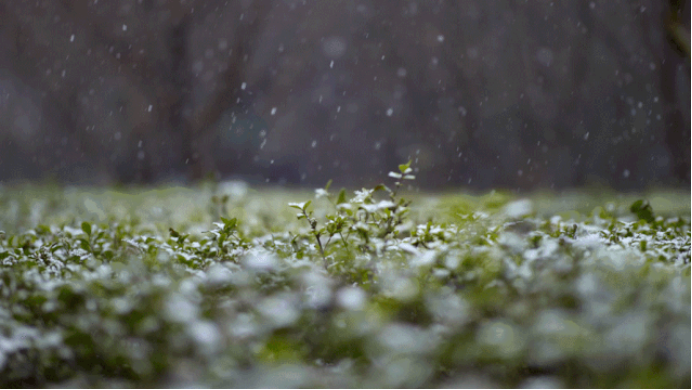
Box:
xmin=0 ymin=0 xmax=689 ymax=190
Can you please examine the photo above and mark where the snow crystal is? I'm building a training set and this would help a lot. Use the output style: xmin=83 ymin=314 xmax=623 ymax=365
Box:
xmin=386 ymin=108 xmax=394 ymax=117
xmin=70 ymin=34 xmax=75 ymax=42
xmin=270 ymin=107 xmax=277 ymax=115
xmin=122 ymin=24 xmax=127 ymax=31
xmin=437 ymin=35 xmax=445 ymax=42
xmin=322 ymin=36 xmax=347 ymax=59
xmin=536 ymin=48 xmax=554 ymax=67
xmin=241 ymin=82 xmax=247 ymax=90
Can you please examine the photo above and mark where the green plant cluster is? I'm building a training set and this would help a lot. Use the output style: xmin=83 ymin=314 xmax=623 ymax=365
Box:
xmin=0 ymin=167 xmax=689 ymax=388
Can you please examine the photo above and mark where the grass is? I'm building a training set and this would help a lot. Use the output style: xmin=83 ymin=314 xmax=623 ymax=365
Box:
xmin=0 ymin=166 xmax=689 ymax=387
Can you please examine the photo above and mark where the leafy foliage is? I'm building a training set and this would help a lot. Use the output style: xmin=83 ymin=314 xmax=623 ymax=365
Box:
xmin=0 ymin=172 xmax=689 ymax=387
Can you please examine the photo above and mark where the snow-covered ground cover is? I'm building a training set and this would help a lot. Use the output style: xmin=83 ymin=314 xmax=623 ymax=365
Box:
xmin=0 ymin=170 xmax=689 ymax=387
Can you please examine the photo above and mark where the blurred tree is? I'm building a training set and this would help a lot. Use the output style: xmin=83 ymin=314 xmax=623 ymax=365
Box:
xmin=662 ymin=0 xmax=690 ymax=184
xmin=0 ymin=0 xmax=688 ymax=189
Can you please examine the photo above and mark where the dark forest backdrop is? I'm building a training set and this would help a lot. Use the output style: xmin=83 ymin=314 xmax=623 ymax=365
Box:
xmin=0 ymin=0 xmax=689 ymax=190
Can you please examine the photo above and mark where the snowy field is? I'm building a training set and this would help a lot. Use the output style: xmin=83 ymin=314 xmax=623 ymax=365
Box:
xmin=0 ymin=170 xmax=689 ymax=387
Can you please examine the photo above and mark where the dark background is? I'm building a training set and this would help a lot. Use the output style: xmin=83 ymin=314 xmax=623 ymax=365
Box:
xmin=0 ymin=0 xmax=689 ymax=191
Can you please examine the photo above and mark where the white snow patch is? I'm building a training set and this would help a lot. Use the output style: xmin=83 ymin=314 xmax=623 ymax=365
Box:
xmin=243 ymin=248 xmax=278 ymax=272
xmin=206 ymin=263 xmax=234 ymax=285
xmin=504 ymin=199 xmax=533 ymax=218
xmin=165 ymin=293 xmax=199 ymax=323
xmin=258 ymin=294 xmax=299 ymax=328
xmin=188 ymin=320 xmax=222 ymax=355
xmin=336 ymin=286 xmax=366 ymax=310
xmin=412 ymin=250 xmax=437 ymax=268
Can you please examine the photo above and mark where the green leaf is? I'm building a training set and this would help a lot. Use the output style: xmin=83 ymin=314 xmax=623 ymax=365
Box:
xmin=288 ymin=201 xmax=311 ymax=211
xmin=169 ymin=228 xmax=180 ymax=238
xmin=221 ymin=217 xmax=238 ymax=231
xmin=337 ymin=188 xmax=347 ymax=205
xmin=36 ymin=224 xmax=51 ymax=235
xmin=398 ymin=160 xmax=412 ymax=174
xmin=78 ymin=238 xmax=90 ymax=251
xmin=81 ymin=221 xmax=91 ymax=236
xmin=630 ymin=199 xmax=655 ymax=223
xmin=325 ymin=179 xmax=333 ymax=192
